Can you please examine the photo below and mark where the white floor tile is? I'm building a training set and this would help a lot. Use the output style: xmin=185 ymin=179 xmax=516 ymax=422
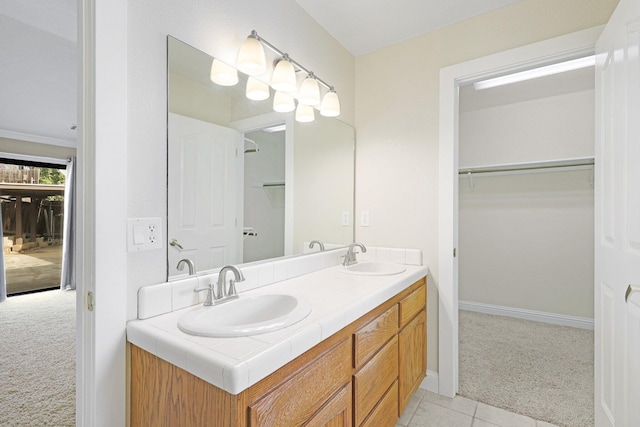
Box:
xmin=409 ymin=401 xmax=473 ymax=427
xmin=422 ymin=391 xmax=478 ymax=416
xmin=475 ymin=403 xmax=536 ymax=427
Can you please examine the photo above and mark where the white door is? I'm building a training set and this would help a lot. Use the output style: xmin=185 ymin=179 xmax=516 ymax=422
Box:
xmin=168 ymin=113 xmax=243 ymax=276
xmin=595 ymin=0 xmax=640 ymax=425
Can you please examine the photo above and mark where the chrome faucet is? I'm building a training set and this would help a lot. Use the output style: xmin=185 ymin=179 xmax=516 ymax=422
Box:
xmin=194 ymin=265 xmax=245 ymax=306
xmin=343 ymin=243 xmax=366 ymax=266
xmin=215 ymin=265 xmax=245 ymax=303
xmin=309 ymin=240 xmax=325 ymax=251
xmin=177 ymin=258 xmax=196 ymax=276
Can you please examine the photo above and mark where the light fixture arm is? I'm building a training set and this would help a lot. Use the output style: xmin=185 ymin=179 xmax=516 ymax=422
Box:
xmin=250 ymin=30 xmax=334 ymax=91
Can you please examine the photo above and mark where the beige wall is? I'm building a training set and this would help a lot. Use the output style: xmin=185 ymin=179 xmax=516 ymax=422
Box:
xmin=0 ymin=137 xmax=76 ymax=160
xmin=354 ymin=0 xmax=617 ymax=373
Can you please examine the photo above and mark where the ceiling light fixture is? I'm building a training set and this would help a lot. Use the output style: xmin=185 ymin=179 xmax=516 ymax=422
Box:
xmin=473 ymin=55 xmax=596 ymax=90
xmin=295 ymin=103 xmax=315 ymax=123
xmin=234 ymin=30 xmax=340 ymax=122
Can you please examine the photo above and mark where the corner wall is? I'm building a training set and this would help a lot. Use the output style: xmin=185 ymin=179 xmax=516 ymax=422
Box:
xmin=354 ymin=0 xmax=617 ymax=375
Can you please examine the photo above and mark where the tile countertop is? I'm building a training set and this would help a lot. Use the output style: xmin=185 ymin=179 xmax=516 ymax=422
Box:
xmin=127 ymin=263 xmax=428 ymax=395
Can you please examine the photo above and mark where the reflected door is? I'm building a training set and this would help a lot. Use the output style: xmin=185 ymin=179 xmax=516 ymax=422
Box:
xmin=168 ymin=113 xmax=243 ymax=276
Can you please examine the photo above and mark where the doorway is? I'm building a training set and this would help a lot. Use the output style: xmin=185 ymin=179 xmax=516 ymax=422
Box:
xmin=437 ymin=26 xmax=602 ymax=398
xmin=455 ymin=64 xmax=595 ymax=426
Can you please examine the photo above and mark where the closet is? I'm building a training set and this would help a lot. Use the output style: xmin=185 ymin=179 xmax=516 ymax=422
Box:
xmin=457 ymin=65 xmax=595 ymax=325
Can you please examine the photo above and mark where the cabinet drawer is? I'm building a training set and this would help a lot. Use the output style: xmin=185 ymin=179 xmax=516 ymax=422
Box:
xmin=354 ymin=304 xmax=398 ymax=368
xmin=399 ymin=283 xmax=426 ymax=328
xmin=361 ymin=380 xmax=398 ymax=427
xmin=305 ymin=382 xmax=352 ymax=427
xmin=249 ymin=339 xmax=351 ymax=426
xmin=353 ymin=335 xmax=398 ymax=426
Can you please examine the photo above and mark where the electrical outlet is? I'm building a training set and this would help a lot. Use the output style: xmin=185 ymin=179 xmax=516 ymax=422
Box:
xmin=341 ymin=211 xmax=350 ymax=226
xmin=128 ymin=218 xmax=162 ymax=252
xmin=361 ymin=211 xmax=370 ymax=227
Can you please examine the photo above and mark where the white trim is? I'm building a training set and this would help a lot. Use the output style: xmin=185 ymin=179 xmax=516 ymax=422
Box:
xmin=0 ymin=129 xmax=76 ymax=148
xmin=438 ymin=26 xmax=603 ymax=399
xmin=0 ymin=151 xmax=71 ymax=166
xmin=459 ymin=300 xmax=594 ymax=330
xmin=419 ymin=370 xmax=439 ymax=394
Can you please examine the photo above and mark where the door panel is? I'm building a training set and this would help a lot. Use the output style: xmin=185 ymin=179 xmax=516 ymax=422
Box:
xmin=168 ymin=113 xmax=243 ymax=276
xmin=596 ymin=1 xmax=640 ymax=425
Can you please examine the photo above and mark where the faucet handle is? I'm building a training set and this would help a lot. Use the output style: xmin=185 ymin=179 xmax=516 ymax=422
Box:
xmin=228 ymin=279 xmax=238 ymax=297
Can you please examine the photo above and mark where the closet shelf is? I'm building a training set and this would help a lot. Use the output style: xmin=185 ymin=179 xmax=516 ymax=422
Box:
xmin=458 ymin=157 xmax=594 ymax=175
xmin=252 ymin=181 xmax=285 ymax=188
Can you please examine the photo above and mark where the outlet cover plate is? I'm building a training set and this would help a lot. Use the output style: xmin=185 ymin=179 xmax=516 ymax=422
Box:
xmin=127 ymin=217 xmax=162 ymax=252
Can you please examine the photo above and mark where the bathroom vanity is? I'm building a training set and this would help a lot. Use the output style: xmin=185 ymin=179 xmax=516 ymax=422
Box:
xmin=128 ymin=250 xmax=427 ymax=427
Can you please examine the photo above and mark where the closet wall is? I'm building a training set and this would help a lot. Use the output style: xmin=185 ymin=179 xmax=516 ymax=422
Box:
xmin=458 ymin=79 xmax=595 ymax=320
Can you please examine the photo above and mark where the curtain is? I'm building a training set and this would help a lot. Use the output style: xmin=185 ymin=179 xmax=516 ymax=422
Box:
xmin=0 ymin=207 xmax=6 ymax=302
xmin=60 ymin=157 xmax=75 ymax=291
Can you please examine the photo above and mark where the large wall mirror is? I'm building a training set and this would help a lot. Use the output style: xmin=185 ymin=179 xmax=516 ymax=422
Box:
xmin=167 ymin=36 xmax=355 ymax=279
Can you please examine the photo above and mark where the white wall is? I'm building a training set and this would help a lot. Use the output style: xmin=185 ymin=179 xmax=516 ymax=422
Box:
xmin=126 ymin=0 xmax=354 ymax=320
xmin=354 ymin=0 xmax=617 ymax=373
xmin=458 ymin=88 xmax=595 ymax=319
xmin=243 ymin=130 xmax=285 ymax=262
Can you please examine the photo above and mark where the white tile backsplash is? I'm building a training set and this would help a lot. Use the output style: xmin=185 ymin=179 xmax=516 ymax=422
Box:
xmin=137 ymin=246 xmax=423 ymax=319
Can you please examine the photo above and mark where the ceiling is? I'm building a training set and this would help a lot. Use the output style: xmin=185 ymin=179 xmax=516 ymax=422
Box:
xmin=294 ymin=0 xmax=524 ymax=56
xmin=1 ymin=0 xmax=593 ymax=148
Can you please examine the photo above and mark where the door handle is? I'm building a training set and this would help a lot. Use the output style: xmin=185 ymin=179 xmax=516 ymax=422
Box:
xmin=169 ymin=238 xmax=184 ymax=250
xmin=625 ymin=285 xmax=640 ymax=303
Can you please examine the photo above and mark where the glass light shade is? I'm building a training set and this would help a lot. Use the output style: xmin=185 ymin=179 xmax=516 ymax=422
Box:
xmin=320 ymin=91 xmax=341 ymax=117
xmin=210 ymin=59 xmax=238 ymax=86
xmin=295 ymin=103 xmax=315 ymax=123
xmin=273 ymin=91 xmax=295 ymax=112
xmin=270 ymin=59 xmax=297 ymax=93
xmin=298 ymin=76 xmax=320 ymax=105
xmin=246 ymin=77 xmax=270 ymax=101
xmin=236 ymin=36 xmax=266 ymax=76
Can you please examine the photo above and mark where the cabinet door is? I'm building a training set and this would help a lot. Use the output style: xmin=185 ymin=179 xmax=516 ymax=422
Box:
xmin=305 ymin=383 xmax=352 ymax=427
xmin=398 ymin=309 xmax=426 ymax=414
xmin=249 ymin=339 xmax=351 ymax=426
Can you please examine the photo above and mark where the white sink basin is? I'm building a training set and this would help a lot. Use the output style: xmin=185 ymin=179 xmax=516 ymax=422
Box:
xmin=178 ymin=293 xmax=312 ymax=337
xmin=340 ymin=261 xmax=406 ymax=276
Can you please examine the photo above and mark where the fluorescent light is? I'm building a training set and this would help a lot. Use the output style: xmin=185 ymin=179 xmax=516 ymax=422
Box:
xmin=473 ymin=55 xmax=595 ymax=90
xmin=262 ymin=124 xmax=286 ymax=133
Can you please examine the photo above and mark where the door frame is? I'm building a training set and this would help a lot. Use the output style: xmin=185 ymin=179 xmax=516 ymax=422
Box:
xmin=437 ymin=26 xmax=603 ymax=397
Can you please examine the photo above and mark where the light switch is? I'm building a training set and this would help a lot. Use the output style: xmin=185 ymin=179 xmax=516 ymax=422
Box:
xmin=133 ymin=225 xmax=145 ymax=244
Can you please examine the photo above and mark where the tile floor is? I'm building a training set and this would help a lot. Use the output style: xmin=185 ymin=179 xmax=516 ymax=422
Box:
xmin=397 ymin=390 xmax=559 ymax=427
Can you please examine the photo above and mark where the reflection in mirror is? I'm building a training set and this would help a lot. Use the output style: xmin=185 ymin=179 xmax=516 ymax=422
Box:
xmin=167 ymin=37 xmax=355 ymax=279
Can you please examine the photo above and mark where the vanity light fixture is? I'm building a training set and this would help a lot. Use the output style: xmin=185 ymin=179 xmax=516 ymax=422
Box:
xmin=210 ymin=59 xmax=239 ymax=86
xmin=246 ymin=76 xmax=270 ymax=101
xmin=295 ymin=103 xmax=315 ymax=123
xmin=320 ymin=88 xmax=340 ymax=117
xmin=298 ymin=73 xmax=321 ymax=106
xmin=473 ymin=55 xmax=596 ymax=90
xmin=236 ymin=30 xmax=341 ymax=121
xmin=236 ymin=31 xmax=267 ymax=76
xmin=273 ymin=91 xmax=296 ymax=113
xmin=270 ymin=55 xmax=297 ymax=93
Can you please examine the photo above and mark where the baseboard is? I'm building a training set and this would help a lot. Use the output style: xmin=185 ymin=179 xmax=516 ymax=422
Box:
xmin=419 ymin=370 xmax=439 ymax=394
xmin=459 ymin=300 xmax=594 ymax=330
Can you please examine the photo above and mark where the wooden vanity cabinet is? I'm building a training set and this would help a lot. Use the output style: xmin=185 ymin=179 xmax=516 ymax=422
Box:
xmin=398 ymin=285 xmax=427 ymax=415
xmin=130 ymin=277 xmax=427 ymax=427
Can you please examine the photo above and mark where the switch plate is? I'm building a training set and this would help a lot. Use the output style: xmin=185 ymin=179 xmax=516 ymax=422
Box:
xmin=361 ymin=211 xmax=370 ymax=227
xmin=127 ymin=218 xmax=162 ymax=252
xmin=341 ymin=211 xmax=350 ymax=226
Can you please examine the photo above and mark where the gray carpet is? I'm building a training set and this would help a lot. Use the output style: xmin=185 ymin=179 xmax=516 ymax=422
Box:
xmin=0 ymin=289 xmax=76 ymax=426
xmin=459 ymin=310 xmax=594 ymax=427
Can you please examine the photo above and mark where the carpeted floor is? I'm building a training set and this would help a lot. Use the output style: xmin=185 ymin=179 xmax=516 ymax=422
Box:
xmin=0 ymin=289 xmax=76 ymax=426
xmin=458 ymin=310 xmax=594 ymax=427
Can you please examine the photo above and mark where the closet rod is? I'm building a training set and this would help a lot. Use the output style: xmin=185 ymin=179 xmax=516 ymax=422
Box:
xmin=458 ymin=157 xmax=594 ymax=175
